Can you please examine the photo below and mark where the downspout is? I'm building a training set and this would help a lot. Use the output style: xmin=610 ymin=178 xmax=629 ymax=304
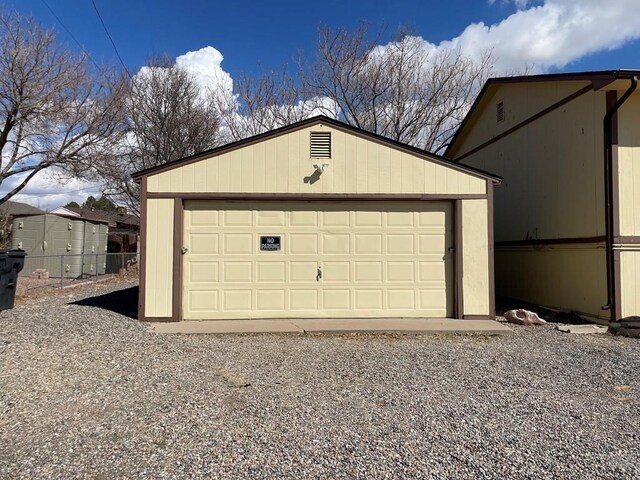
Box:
xmin=602 ymin=76 xmax=637 ymax=321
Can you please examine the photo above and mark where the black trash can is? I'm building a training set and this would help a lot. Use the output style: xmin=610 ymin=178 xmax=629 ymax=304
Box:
xmin=0 ymin=249 xmax=26 ymax=310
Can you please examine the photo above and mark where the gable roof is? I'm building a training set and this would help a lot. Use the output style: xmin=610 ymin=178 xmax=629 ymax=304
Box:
xmin=445 ymin=69 xmax=640 ymax=158
xmin=0 ymin=200 xmax=45 ymax=217
xmin=131 ymin=115 xmax=501 ymax=183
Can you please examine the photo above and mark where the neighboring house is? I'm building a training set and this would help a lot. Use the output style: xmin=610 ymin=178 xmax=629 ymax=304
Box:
xmin=132 ymin=115 xmax=500 ymax=322
xmin=445 ymin=70 xmax=640 ymax=323
xmin=0 ymin=200 xmax=45 ymax=247
xmin=51 ymin=205 xmax=139 ymax=254
xmin=12 ymin=213 xmax=108 ymax=277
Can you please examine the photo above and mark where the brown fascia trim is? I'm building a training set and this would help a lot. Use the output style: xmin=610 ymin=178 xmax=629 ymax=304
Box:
xmin=171 ymin=199 xmax=184 ymax=323
xmin=443 ymin=70 xmax=640 ymax=158
xmin=462 ymin=315 xmax=493 ymax=320
xmin=487 ymin=181 xmax=496 ymax=319
xmin=131 ymin=115 xmax=501 ymax=184
xmin=450 ymin=84 xmax=594 ymax=162
xmin=454 ymin=199 xmax=464 ymax=319
xmin=146 ymin=192 xmax=488 ymax=201
xmin=495 ymin=236 xmax=606 ymax=247
xmin=137 ymin=177 xmax=147 ymax=322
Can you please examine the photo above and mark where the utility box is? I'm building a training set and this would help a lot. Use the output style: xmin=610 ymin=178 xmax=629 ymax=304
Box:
xmin=11 ymin=214 xmax=109 ymax=278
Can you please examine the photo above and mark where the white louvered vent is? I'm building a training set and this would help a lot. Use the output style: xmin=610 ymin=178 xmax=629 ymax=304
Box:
xmin=497 ymin=101 xmax=505 ymax=123
xmin=310 ymin=131 xmax=331 ymax=158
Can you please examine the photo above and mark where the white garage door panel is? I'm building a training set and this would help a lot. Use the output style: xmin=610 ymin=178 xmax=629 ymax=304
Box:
xmin=183 ymin=201 xmax=453 ymax=319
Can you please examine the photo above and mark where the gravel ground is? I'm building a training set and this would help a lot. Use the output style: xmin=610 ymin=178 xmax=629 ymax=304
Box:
xmin=0 ymin=281 xmax=638 ymax=479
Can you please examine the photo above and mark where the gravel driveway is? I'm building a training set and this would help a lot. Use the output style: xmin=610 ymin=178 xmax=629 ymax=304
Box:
xmin=1 ymin=281 xmax=638 ymax=479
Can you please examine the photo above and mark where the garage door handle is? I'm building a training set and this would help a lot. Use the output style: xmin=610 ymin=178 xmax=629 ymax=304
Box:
xmin=181 ymin=247 xmax=189 ymax=255
xmin=316 ymin=266 xmax=322 ymax=281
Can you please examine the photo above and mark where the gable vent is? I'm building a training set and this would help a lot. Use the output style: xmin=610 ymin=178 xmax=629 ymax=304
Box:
xmin=310 ymin=131 xmax=331 ymax=158
xmin=497 ymin=101 xmax=505 ymax=123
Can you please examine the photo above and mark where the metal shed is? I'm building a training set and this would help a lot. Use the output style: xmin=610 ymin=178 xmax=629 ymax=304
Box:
xmin=133 ymin=116 xmax=501 ymax=323
xmin=12 ymin=214 xmax=108 ymax=277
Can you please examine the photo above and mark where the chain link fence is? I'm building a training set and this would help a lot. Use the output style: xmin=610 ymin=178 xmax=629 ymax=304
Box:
xmin=19 ymin=252 xmax=138 ymax=289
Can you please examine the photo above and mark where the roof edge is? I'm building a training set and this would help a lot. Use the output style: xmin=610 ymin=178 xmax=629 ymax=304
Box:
xmin=12 ymin=212 xmax=111 ymax=224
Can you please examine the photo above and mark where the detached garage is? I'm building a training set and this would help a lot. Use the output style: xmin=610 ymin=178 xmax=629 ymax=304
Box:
xmin=133 ymin=116 xmax=499 ymax=322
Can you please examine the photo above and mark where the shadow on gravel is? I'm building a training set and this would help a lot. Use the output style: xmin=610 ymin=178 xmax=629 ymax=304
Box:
xmin=72 ymin=286 xmax=138 ymax=319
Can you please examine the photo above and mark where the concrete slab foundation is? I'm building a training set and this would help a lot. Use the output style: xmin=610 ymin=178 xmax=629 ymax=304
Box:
xmin=150 ymin=318 xmax=511 ymax=335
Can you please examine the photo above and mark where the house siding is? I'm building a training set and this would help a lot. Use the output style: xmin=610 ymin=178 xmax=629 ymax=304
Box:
xmin=146 ymin=125 xmax=487 ymax=196
xmin=451 ymin=82 xmax=610 ymax=319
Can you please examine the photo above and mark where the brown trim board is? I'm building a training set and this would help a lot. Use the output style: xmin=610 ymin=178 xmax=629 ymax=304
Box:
xmin=487 ymin=181 xmax=496 ymax=319
xmin=147 ymin=192 xmax=488 ymax=201
xmin=172 ymin=199 xmax=184 ymax=322
xmin=455 ymin=199 xmax=464 ymax=319
xmin=138 ymin=177 xmax=147 ymax=322
xmin=452 ymin=84 xmax=593 ymax=162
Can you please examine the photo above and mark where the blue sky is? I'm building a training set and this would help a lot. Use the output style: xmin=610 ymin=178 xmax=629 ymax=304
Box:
xmin=8 ymin=0 xmax=640 ymax=79
xmin=4 ymin=0 xmax=640 ymax=209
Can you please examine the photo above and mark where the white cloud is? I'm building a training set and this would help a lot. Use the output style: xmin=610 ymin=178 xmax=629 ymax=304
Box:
xmin=460 ymin=0 xmax=640 ymax=73
xmin=170 ymin=2 xmax=640 ymax=110
xmin=5 ymin=0 xmax=636 ymax=209
xmin=489 ymin=0 xmax=535 ymax=9
xmin=1 ymin=169 xmax=102 ymax=211
xmin=175 ymin=46 xmax=234 ymax=98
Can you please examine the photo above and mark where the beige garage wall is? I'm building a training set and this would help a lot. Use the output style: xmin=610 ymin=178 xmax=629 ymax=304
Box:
xmin=453 ymin=85 xmax=606 ymax=241
xmin=450 ymin=80 xmax=593 ymax=161
xmin=461 ymin=199 xmax=490 ymax=315
xmin=146 ymin=125 xmax=486 ymax=196
xmin=620 ymin=249 xmax=640 ymax=318
xmin=144 ymin=198 xmax=174 ymax=317
xmin=495 ymin=244 xmax=607 ymax=320
xmin=617 ymin=93 xmax=640 ymax=236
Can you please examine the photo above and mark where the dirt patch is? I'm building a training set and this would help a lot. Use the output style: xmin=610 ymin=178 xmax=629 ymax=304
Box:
xmin=14 ymin=272 xmax=138 ymax=304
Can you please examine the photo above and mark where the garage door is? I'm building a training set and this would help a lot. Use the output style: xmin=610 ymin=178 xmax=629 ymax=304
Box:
xmin=182 ymin=200 xmax=453 ymax=319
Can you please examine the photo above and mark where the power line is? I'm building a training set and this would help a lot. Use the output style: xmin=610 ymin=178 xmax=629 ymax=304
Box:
xmin=90 ymin=0 xmax=132 ymax=79
xmin=39 ymin=0 xmax=103 ymax=72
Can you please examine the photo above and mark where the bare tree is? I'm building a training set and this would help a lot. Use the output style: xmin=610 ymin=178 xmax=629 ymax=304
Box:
xmin=299 ymin=25 xmax=494 ymax=152
xmin=0 ymin=10 xmax=127 ymax=204
xmin=213 ymin=25 xmax=493 ymax=152
xmin=211 ymin=68 xmax=333 ymax=143
xmin=96 ymin=55 xmax=221 ymax=213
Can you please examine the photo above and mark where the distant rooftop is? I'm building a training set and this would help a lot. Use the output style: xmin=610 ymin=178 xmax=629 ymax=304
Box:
xmin=65 ymin=207 xmax=140 ymax=228
xmin=0 ymin=200 xmax=45 ymax=217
